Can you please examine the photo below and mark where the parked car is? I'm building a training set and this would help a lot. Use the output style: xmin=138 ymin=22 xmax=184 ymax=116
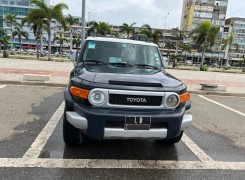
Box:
xmin=162 ymin=57 xmax=170 ymax=67
xmin=185 ymin=60 xmax=193 ymax=65
xmin=211 ymin=63 xmax=219 ymax=67
xmin=63 ymin=37 xmax=192 ymax=146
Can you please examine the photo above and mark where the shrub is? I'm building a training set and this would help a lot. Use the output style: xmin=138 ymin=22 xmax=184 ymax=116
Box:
xmin=200 ymin=66 xmax=208 ymax=71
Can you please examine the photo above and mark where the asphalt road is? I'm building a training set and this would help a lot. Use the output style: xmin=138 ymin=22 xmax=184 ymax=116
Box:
xmin=0 ymin=85 xmax=245 ymax=179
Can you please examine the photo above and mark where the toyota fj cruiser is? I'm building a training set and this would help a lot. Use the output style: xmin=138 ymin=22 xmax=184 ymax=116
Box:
xmin=64 ymin=37 xmax=192 ymax=146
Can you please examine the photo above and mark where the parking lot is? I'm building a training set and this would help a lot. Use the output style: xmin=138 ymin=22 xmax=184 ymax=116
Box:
xmin=0 ymin=84 xmax=245 ymax=179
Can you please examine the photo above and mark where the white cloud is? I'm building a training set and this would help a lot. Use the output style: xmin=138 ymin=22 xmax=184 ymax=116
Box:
xmin=53 ymin=0 xmax=244 ymax=29
xmin=227 ymin=0 xmax=245 ymax=18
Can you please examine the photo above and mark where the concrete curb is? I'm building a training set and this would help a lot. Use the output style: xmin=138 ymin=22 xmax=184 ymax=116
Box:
xmin=0 ymin=80 xmax=66 ymax=88
xmin=189 ymin=90 xmax=245 ymax=97
xmin=1 ymin=80 xmax=245 ymax=97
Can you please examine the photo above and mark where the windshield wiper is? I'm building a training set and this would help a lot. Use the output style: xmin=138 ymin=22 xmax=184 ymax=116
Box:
xmin=134 ymin=64 xmax=160 ymax=70
xmin=84 ymin=60 xmax=107 ymax=65
xmin=109 ymin=62 xmax=134 ymax=67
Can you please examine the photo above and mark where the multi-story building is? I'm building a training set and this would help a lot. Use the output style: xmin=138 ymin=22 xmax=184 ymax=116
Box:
xmin=0 ymin=0 xmax=57 ymax=51
xmin=181 ymin=0 xmax=228 ymax=31
xmin=223 ymin=17 xmax=245 ymax=63
xmin=55 ymin=16 xmax=90 ymax=51
xmin=180 ymin=0 xmax=229 ymax=61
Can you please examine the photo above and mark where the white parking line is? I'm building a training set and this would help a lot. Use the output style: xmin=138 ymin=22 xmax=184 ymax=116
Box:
xmin=0 ymin=85 xmax=7 ymax=89
xmin=22 ymin=101 xmax=65 ymax=159
xmin=0 ymin=158 xmax=244 ymax=170
xmin=182 ymin=134 xmax=214 ymax=162
xmin=11 ymin=97 xmax=243 ymax=170
xmin=199 ymin=95 xmax=245 ymax=117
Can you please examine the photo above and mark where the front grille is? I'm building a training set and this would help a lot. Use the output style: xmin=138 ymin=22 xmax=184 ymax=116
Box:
xmin=104 ymin=121 xmax=167 ymax=129
xmin=150 ymin=122 xmax=167 ymax=129
xmin=109 ymin=94 xmax=162 ymax=106
xmin=105 ymin=121 xmax=124 ymax=128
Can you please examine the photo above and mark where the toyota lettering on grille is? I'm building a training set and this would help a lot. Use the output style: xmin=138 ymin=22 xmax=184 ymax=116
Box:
xmin=126 ymin=97 xmax=147 ymax=103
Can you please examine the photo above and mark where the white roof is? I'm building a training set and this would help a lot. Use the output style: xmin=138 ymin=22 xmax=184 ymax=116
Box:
xmin=86 ymin=37 xmax=158 ymax=47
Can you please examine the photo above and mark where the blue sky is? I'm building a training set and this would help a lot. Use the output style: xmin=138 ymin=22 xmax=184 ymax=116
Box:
xmin=53 ymin=0 xmax=245 ymax=29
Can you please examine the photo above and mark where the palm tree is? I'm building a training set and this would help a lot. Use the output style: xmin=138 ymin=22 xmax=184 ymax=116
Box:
xmin=30 ymin=0 xmax=68 ymax=61
xmin=190 ymin=20 xmax=219 ymax=68
xmin=169 ymin=54 xmax=181 ymax=68
xmin=241 ymin=58 xmax=245 ymax=72
xmin=72 ymin=38 xmax=81 ymax=60
xmin=12 ymin=25 xmax=29 ymax=53
xmin=0 ymin=30 xmax=10 ymax=58
xmin=66 ymin=14 xmax=79 ymax=51
xmin=152 ymin=30 xmax=163 ymax=45
xmin=87 ymin=21 xmax=98 ymax=36
xmin=140 ymin=24 xmax=162 ymax=45
xmin=180 ymin=43 xmax=191 ymax=62
xmin=54 ymin=34 xmax=68 ymax=54
xmin=174 ymin=31 xmax=186 ymax=55
xmin=88 ymin=21 xmax=111 ymax=36
xmin=164 ymin=41 xmax=176 ymax=56
xmin=222 ymin=33 xmax=240 ymax=68
xmin=22 ymin=12 xmax=49 ymax=58
xmin=140 ymin=24 xmax=152 ymax=38
xmin=3 ymin=14 xmax=19 ymax=54
xmin=0 ymin=28 xmax=4 ymax=53
xmin=119 ymin=23 xmax=136 ymax=38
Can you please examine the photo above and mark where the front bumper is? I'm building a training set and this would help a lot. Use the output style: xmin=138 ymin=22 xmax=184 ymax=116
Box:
xmin=66 ymin=103 xmax=192 ymax=140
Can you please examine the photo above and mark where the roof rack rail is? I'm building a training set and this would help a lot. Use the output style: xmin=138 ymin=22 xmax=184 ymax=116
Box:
xmin=129 ymin=34 xmax=149 ymax=42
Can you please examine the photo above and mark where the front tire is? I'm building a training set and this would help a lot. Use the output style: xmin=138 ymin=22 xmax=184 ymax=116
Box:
xmin=63 ymin=105 xmax=83 ymax=146
xmin=163 ymin=131 xmax=184 ymax=144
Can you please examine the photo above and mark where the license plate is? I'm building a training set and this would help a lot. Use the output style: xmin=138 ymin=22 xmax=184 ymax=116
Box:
xmin=125 ymin=117 xmax=151 ymax=130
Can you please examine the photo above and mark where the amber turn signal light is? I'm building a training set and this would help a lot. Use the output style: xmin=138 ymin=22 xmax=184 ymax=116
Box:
xmin=179 ymin=92 xmax=190 ymax=103
xmin=70 ymin=86 xmax=90 ymax=99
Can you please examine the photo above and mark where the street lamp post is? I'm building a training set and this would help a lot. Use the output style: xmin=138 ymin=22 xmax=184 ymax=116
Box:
xmin=81 ymin=0 xmax=86 ymax=48
xmin=162 ymin=12 xmax=169 ymax=56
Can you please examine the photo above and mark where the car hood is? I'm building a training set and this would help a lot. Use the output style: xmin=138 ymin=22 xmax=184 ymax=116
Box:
xmin=78 ymin=70 xmax=183 ymax=88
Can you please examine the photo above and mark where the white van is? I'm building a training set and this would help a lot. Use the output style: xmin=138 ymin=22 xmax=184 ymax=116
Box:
xmin=69 ymin=50 xmax=78 ymax=62
xmin=162 ymin=57 xmax=170 ymax=68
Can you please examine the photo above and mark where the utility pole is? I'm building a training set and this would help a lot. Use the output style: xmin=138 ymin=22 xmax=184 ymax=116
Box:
xmin=81 ymin=0 xmax=86 ymax=48
xmin=162 ymin=12 xmax=169 ymax=56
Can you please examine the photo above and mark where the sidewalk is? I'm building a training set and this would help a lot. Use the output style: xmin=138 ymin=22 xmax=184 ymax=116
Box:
xmin=0 ymin=58 xmax=245 ymax=95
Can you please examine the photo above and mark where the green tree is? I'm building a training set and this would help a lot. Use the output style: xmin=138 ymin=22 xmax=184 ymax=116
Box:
xmin=12 ymin=25 xmax=29 ymax=53
xmin=30 ymin=0 xmax=68 ymax=61
xmin=140 ymin=24 xmax=162 ymax=45
xmin=88 ymin=21 xmax=111 ymax=36
xmin=89 ymin=21 xmax=111 ymax=36
xmin=241 ymin=58 xmax=245 ymax=72
xmin=169 ymin=54 xmax=181 ymax=68
xmin=190 ymin=20 xmax=219 ymax=68
xmin=174 ymin=31 xmax=186 ymax=55
xmin=22 ymin=12 xmax=49 ymax=58
xmin=72 ymin=38 xmax=81 ymax=60
xmin=0 ymin=30 xmax=10 ymax=58
xmin=54 ymin=34 xmax=68 ymax=54
xmin=0 ymin=28 xmax=4 ymax=53
xmin=180 ymin=43 xmax=191 ymax=62
xmin=66 ymin=14 xmax=79 ymax=51
xmin=164 ymin=41 xmax=176 ymax=56
xmin=222 ymin=33 xmax=240 ymax=68
xmin=119 ymin=23 xmax=136 ymax=38
xmin=3 ymin=14 xmax=20 ymax=54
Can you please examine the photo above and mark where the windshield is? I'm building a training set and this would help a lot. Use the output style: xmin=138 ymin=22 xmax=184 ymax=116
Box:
xmin=80 ymin=40 xmax=162 ymax=75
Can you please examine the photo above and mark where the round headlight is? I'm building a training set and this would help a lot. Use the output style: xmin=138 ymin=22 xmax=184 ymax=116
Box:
xmin=166 ymin=94 xmax=179 ymax=108
xmin=89 ymin=91 xmax=105 ymax=106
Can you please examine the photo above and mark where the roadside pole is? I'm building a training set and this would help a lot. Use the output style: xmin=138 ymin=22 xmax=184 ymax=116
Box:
xmin=81 ymin=0 xmax=86 ymax=47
